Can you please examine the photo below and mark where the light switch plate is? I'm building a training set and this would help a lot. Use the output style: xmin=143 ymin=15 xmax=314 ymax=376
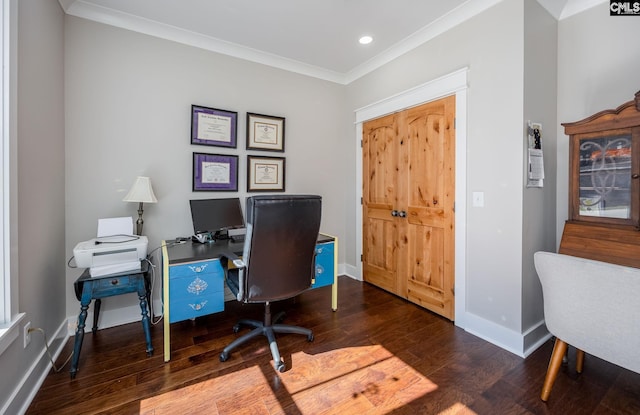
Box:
xmin=472 ymin=192 xmax=484 ymax=207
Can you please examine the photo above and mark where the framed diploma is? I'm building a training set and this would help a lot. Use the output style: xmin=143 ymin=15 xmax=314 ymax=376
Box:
xmin=193 ymin=152 xmax=239 ymax=191
xmin=246 ymin=112 xmax=285 ymax=152
xmin=247 ymin=155 xmax=285 ymax=192
xmin=191 ymin=105 xmax=238 ymax=148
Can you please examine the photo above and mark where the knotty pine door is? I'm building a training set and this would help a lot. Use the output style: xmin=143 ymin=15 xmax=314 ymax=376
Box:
xmin=362 ymin=96 xmax=455 ymax=320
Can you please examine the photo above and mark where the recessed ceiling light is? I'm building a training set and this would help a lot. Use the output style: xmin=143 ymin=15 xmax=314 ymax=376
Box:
xmin=359 ymin=36 xmax=373 ymax=45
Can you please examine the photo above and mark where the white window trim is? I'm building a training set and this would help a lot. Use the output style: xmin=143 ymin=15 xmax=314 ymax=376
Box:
xmin=0 ymin=0 xmax=19 ymax=354
xmin=0 ymin=313 xmax=24 ymax=355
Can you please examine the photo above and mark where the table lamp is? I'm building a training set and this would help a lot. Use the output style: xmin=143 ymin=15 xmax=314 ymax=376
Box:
xmin=123 ymin=176 xmax=158 ymax=235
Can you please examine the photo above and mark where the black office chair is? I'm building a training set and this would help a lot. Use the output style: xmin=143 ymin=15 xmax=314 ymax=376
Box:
xmin=219 ymin=194 xmax=322 ymax=372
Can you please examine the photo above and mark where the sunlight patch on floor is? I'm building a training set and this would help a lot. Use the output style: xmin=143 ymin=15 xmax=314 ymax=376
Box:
xmin=439 ymin=403 xmax=478 ymax=414
xmin=139 ymin=345 xmax=441 ymax=414
xmin=274 ymin=345 xmax=439 ymax=413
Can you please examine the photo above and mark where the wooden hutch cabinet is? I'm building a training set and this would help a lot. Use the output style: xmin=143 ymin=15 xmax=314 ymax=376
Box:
xmin=559 ymin=91 xmax=640 ymax=268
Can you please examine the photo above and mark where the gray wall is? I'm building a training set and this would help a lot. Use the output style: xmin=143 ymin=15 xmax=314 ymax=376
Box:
xmin=556 ymin=2 xmax=640 ymax=243
xmin=348 ymin=0 xmax=529 ymax=338
xmin=0 ymin=0 xmax=66 ymax=413
xmin=521 ymin=0 xmax=557 ymax=343
xmin=64 ymin=17 xmax=350 ymax=318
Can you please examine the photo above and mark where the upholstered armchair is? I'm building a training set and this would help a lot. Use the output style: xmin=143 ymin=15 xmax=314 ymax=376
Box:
xmin=534 ymin=251 xmax=640 ymax=401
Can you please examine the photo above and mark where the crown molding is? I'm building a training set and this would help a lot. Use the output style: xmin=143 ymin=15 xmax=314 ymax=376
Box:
xmin=59 ymin=0 xmax=505 ymax=85
xmin=60 ymin=0 xmax=347 ymax=84
xmin=59 ymin=0 xmax=607 ymax=85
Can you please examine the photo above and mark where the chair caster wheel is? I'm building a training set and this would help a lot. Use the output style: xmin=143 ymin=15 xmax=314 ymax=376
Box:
xmin=220 ymin=352 xmax=229 ymax=362
xmin=276 ymin=361 xmax=286 ymax=373
xmin=307 ymin=333 xmax=314 ymax=342
xmin=232 ymin=324 xmax=241 ymax=333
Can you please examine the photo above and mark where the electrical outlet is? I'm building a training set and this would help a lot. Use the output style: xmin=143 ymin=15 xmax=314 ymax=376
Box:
xmin=68 ymin=319 xmax=77 ymax=332
xmin=23 ymin=321 xmax=31 ymax=348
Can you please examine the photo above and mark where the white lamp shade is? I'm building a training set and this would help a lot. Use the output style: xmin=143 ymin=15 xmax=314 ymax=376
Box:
xmin=123 ymin=176 xmax=158 ymax=203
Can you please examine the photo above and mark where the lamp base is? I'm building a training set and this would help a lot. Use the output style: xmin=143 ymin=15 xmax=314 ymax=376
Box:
xmin=136 ymin=202 xmax=144 ymax=236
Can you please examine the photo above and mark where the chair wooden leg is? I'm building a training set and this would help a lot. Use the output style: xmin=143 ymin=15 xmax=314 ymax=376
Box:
xmin=576 ymin=348 xmax=584 ymax=373
xmin=541 ymin=338 xmax=568 ymax=402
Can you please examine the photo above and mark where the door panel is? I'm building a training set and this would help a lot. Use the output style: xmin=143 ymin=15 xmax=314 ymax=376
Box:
xmin=364 ymin=117 xmax=398 ymax=206
xmin=407 ymin=113 xmax=444 ymax=209
xmin=363 ymin=215 xmax=397 ymax=292
xmin=404 ymin=98 xmax=455 ymax=318
xmin=406 ymin=225 xmax=446 ymax=313
xmin=362 ymin=116 xmax=399 ymax=293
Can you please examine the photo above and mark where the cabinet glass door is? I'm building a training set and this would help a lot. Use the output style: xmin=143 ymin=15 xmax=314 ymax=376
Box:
xmin=578 ymin=134 xmax=632 ymax=219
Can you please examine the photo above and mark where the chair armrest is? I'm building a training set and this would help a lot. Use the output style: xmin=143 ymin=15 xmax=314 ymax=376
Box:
xmin=220 ymin=251 xmax=245 ymax=269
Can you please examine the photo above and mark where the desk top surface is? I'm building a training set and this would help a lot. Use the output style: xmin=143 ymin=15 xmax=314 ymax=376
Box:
xmin=164 ymin=233 xmax=334 ymax=265
xmin=164 ymin=239 xmax=243 ymax=265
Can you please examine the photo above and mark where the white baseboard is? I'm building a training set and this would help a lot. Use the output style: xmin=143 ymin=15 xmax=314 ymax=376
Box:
xmin=341 ymin=263 xmax=550 ymax=358
xmin=457 ymin=312 xmax=550 ymax=358
xmin=66 ymin=302 xmax=158 ymax=337
xmin=342 ymin=264 xmax=360 ymax=280
xmin=6 ymin=320 xmax=69 ymax=415
xmin=522 ymin=320 xmax=552 ymax=357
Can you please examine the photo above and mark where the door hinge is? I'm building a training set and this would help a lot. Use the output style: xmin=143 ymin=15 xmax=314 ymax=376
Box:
xmin=361 ymin=139 xmax=363 ymax=148
xmin=360 ymin=254 xmax=363 ymax=262
xmin=454 ymin=117 xmax=456 ymax=129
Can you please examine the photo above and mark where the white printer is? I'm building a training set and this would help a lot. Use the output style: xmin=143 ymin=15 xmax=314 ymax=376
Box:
xmin=73 ymin=217 xmax=149 ymax=277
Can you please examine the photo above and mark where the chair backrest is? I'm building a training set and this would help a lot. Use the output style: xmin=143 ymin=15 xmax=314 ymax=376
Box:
xmin=239 ymin=195 xmax=322 ymax=303
xmin=534 ymin=251 xmax=640 ymax=374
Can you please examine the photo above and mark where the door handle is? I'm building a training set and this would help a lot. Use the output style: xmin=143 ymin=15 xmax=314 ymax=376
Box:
xmin=391 ymin=210 xmax=399 ymax=217
xmin=398 ymin=210 xmax=407 ymax=218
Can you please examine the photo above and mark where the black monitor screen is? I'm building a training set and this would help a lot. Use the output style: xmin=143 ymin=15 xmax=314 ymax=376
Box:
xmin=189 ymin=198 xmax=245 ymax=235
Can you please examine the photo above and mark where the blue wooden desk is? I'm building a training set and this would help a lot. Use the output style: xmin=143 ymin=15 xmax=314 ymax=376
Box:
xmin=71 ymin=261 xmax=153 ymax=378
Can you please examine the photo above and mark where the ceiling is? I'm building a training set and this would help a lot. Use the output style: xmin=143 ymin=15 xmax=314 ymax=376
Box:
xmin=59 ymin=0 xmax=604 ymax=84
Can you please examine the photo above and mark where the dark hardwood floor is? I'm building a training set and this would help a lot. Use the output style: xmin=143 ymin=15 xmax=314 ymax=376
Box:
xmin=27 ymin=276 xmax=640 ymax=414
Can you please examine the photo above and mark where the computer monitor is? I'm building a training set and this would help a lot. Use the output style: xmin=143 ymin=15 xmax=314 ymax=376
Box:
xmin=189 ymin=197 xmax=245 ymax=240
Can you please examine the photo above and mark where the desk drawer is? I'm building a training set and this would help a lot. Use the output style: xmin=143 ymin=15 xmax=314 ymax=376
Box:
xmin=169 ymin=294 xmax=224 ymax=323
xmin=313 ymin=242 xmax=334 ymax=288
xmin=94 ymin=275 xmax=133 ymax=288
xmin=169 ymin=272 xmax=224 ymax=301
xmin=315 ymin=242 xmax=334 ymax=257
xmin=169 ymin=260 xmax=221 ymax=278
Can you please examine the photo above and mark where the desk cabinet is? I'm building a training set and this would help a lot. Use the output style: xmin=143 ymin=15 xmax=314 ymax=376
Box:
xmin=314 ymin=233 xmax=338 ymax=311
xmin=313 ymin=240 xmax=334 ymax=288
xmin=167 ymin=260 xmax=225 ymax=323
